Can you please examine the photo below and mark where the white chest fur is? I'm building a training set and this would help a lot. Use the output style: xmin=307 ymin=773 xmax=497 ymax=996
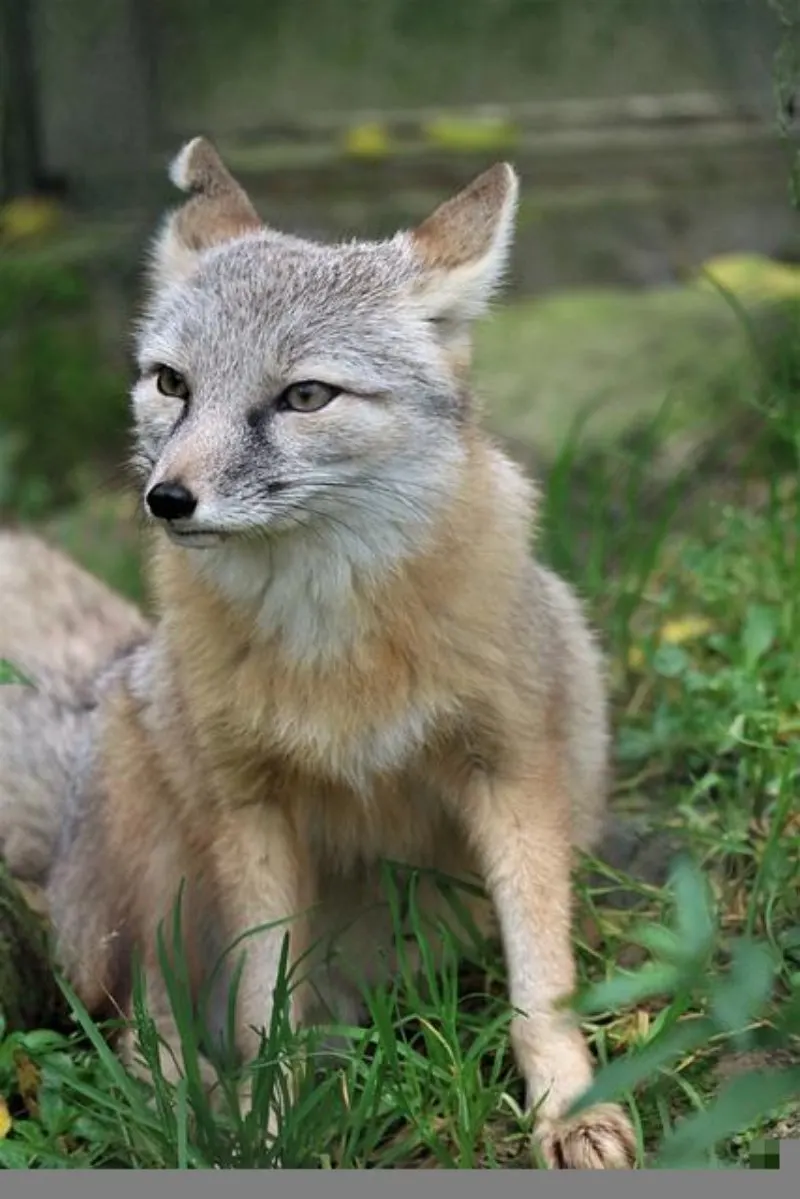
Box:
xmin=192 ymin=537 xmax=454 ymax=792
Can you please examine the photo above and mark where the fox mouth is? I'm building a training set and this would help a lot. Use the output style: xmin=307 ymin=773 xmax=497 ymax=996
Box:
xmin=164 ymin=525 xmax=228 ymax=549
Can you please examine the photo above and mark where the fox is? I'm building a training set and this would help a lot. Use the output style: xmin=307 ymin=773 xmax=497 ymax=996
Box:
xmin=0 ymin=139 xmax=637 ymax=1168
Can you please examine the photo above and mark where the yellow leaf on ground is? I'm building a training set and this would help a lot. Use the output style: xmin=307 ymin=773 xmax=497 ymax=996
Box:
xmin=15 ymin=1052 xmax=42 ymax=1119
xmin=777 ymin=716 xmax=800 ymax=742
xmin=627 ymin=615 xmax=713 ymax=670
xmin=628 ymin=645 xmax=645 ymax=670
xmin=342 ymin=123 xmax=390 ymax=158
xmin=0 ymin=196 xmax=63 ymax=242
xmin=696 ymin=253 xmax=800 ymax=302
xmin=422 ymin=116 xmax=518 ymax=151
xmin=0 ymin=1096 xmax=12 ymax=1140
xmin=659 ymin=616 xmax=714 ymax=645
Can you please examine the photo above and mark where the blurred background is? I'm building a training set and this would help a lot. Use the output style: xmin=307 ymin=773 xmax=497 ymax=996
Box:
xmin=0 ymin=0 xmax=799 ymax=597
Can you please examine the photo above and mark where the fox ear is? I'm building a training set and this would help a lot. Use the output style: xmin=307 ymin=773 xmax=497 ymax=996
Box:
xmin=408 ymin=163 xmax=518 ymax=326
xmin=148 ymin=137 xmax=263 ymax=289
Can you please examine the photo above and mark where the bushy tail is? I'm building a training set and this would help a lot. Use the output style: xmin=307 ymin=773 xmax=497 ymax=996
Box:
xmin=0 ymin=531 xmax=149 ymax=884
xmin=0 ymin=683 xmax=92 ymax=883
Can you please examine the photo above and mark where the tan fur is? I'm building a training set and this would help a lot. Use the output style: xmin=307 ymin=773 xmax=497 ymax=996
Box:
xmin=3 ymin=151 xmax=637 ymax=1168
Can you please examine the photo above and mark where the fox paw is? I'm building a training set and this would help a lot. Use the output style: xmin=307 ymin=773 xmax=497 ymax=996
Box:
xmin=535 ymin=1102 xmax=637 ymax=1169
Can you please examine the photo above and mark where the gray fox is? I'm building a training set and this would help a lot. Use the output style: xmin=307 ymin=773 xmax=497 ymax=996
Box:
xmin=0 ymin=139 xmax=635 ymax=1167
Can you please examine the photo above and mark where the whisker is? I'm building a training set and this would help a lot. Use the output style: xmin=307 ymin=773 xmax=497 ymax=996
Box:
xmin=261 ymin=479 xmax=433 ymax=525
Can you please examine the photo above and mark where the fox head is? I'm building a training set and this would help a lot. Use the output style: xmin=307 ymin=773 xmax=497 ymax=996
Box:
xmin=132 ymin=138 xmax=518 ymax=569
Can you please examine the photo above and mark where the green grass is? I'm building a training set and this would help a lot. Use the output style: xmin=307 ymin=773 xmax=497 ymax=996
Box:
xmin=475 ymin=281 xmax=800 ymax=469
xmin=1 ymin=271 xmax=800 ymax=1170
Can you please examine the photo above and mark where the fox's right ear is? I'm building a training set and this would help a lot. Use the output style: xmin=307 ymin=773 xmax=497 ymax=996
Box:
xmin=148 ymin=137 xmax=263 ymax=290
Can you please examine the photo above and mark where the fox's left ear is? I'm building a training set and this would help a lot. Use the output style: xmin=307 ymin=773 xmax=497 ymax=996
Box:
xmin=408 ymin=162 xmax=519 ymax=326
xmin=148 ymin=137 xmax=263 ymax=291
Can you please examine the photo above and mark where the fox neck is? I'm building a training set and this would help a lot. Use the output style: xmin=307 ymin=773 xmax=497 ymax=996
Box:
xmin=183 ymin=514 xmax=428 ymax=664
xmin=150 ymin=434 xmax=534 ymax=671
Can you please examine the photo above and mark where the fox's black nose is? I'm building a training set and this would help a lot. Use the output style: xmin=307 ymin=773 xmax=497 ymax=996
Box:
xmin=146 ymin=481 xmax=197 ymax=521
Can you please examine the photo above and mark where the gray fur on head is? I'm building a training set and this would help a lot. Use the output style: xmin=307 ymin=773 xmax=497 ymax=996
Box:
xmin=132 ymin=138 xmax=519 ymax=568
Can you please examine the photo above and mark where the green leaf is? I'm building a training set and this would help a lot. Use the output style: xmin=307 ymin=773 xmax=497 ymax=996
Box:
xmin=710 ymin=940 xmax=775 ymax=1034
xmin=0 ymin=658 xmax=30 ymax=685
xmin=653 ymin=1069 xmax=800 ymax=1168
xmin=722 ymin=712 xmax=747 ymax=750
xmin=773 ymin=986 xmax=800 ymax=1038
xmin=569 ymin=1017 xmax=714 ymax=1115
xmin=574 ymin=963 xmax=679 ymax=1016
xmin=670 ymin=857 xmax=715 ymax=962
xmin=742 ymin=605 xmax=777 ymax=670
xmin=18 ymin=1029 xmax=68 ymax=1055
xmin=633 ymin=924 xmax=687 ymax=963
xmin=779 ymin=926 xmax=800 ymax=951
xmin=652 ymin=644 xmax=690 ymax=678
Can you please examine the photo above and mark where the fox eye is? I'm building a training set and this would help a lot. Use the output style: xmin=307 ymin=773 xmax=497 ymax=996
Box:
xmin=278 ymin=381 xmax=341 ymax=414
xmin=155 ymin=365 xmax=190 ymax=401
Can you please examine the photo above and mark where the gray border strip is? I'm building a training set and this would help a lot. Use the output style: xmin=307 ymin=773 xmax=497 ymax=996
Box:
xmin=0 ymin=1160 xmax=799 ymax=1195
